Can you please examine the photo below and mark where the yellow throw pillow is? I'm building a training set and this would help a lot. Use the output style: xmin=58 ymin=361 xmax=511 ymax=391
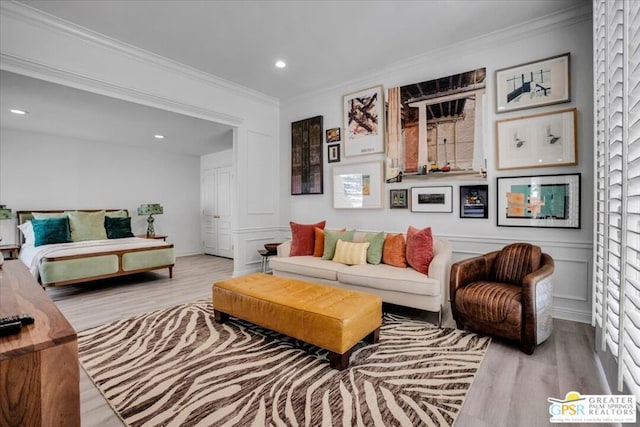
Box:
xmin=333 ymin=239 xmax=370 ymax=265
xmin=67 ymin=210 xmax=107 ymax=241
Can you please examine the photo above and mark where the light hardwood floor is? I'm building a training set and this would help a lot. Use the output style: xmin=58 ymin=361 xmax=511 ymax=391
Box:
xmin=46 ymin=255 xmax=613 ymax=427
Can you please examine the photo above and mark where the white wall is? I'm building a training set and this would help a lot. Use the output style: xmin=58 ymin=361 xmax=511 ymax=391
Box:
xmin=0 ymin=128 xmax=202 ymax=255
xmin=279 ymin=8 xmax=594 ymax=322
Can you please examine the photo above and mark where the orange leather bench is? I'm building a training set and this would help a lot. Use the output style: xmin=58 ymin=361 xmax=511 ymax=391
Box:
xmin=212 ymin=273 xmax=382 ymax=370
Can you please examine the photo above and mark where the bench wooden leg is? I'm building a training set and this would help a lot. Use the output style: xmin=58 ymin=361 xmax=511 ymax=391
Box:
xmin=213 ymin=310 xmax=229 ymax=323
xmin=328 ymin=349 xmax=352 ymax=370
xmin=364 ymin=327 xmax=380 ymax=344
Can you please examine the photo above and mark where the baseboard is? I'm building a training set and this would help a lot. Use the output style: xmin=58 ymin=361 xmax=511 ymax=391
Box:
xmin=553 ymin=307 xmax=591 ymax=324
xmin=175 ymin=251 xmax=206 ymax=257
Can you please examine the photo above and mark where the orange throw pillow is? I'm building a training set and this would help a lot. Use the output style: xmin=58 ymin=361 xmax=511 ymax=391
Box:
xmin=290 ymin=221 xmax=326 ymax=256
xmin=382 ymin=233 xmax=407 ymax=268
xmin=406 ymin=226 xmax=434 ymax=275
xmin=313 ymin=227 xmax=325 ymax=257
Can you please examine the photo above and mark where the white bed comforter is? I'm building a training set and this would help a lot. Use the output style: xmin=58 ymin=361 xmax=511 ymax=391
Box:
xmin=19 ymin=237 xmax=171 ymax=279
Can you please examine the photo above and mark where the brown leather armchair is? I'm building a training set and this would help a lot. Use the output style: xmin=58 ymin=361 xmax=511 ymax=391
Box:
xmin=450 ymin=243 xmax=554 ymax=354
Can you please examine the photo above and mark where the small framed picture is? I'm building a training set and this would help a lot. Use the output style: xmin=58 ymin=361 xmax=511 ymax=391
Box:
xmin=326 ymin=127 xmax=341 ymax=143
xmin=327 ymin=144 xmax=341 ymax=163
xmin=389 ymin=189 xmax=408 ymax=209
xmin=460 ymin=185 xmax=489 ymax=218
xmin=410 ymin=186 xmax=453 ymax=213
xmin=496 ymin=52 xmax=570 ymax=113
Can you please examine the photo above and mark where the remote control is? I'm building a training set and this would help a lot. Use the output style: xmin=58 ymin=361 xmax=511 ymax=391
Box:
xmin=0 ymin=314 xmax=35 ymax=326
xmin=0 ymin=321 xmax=23 ymax=337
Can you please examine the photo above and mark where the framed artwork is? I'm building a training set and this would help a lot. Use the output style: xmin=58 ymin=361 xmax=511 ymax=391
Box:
xmin=496 ymin=52 xmax=570 ymax=113
xmin=410 ymin=186 xmax=453 ymax=213
xmin=496 ymin=173 xmax=580 ymax=228
xmin=390 ymin=189 xmax=408 ymax=209
xmin=387 ymin=68 xmax=486 ymax=175
xmin=291 ymin=115 xmax=323 ymax=195
xmin=327 ymin=144 xmax=341 ymax=163
xmin=326 ymin=128 xmax=341 ymax=143
xmin=343 ymin=85 xmax=385 ymax=157
xmin=460 ymin=185 xmax=489 ymax=218
xmin=496 ymin=108 xmax=577 ymax=170
xmin=332 ymin=161 xmax=384 ymax=209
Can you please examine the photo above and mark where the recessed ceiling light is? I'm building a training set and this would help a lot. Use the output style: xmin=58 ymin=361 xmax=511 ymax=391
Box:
xmin=10 ymin=109 xmax=28 ymax=115
xmin=275 ymin=60 xmax=286 ymax=69
xmin=154 ymin=134 xmax=165 ymax=140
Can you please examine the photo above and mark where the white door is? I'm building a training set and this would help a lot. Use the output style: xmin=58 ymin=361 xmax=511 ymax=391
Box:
xmin=202 ymin=166 xmax=233 ymax=258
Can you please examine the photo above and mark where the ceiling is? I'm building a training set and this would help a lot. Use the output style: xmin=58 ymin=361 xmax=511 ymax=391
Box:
xmin=19 ymin=0 xmax=585 ymax=101
xmin=0 ymin=70 xmax=233 ymax=155
xmin=1 ymin=1 xmax=586 ymax=155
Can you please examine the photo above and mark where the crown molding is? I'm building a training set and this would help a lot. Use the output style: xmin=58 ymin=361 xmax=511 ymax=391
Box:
xmin=0 ymin=52 xmax=244 ymax=127
xmin=283 ymin=3 xmax=592 ymax=106
xmin=0 ymin=1 xmax=280 ymax=108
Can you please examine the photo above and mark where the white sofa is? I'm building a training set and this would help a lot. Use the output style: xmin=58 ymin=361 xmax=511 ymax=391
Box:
xmin=270 ymin=232 xmax=452 ymax=325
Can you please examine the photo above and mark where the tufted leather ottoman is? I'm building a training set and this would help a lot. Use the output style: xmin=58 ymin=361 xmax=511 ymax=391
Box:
xmin=212 ymin=273 xmax=382 ymax=370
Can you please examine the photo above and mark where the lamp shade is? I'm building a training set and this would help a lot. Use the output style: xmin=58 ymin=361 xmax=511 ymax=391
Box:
xmin=137 ymin=204 xmax=163 ymax=216
xmin=0 ymin=205 xmax=12 ymax=219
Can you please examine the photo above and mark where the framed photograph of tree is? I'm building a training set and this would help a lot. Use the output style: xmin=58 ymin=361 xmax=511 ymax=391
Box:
xmin=343 ymin=85 xmax=385 ymax=157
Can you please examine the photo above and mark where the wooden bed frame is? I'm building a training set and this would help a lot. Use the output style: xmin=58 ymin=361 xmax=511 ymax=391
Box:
xmin=17 ymin=209 xmax=175 ymax=287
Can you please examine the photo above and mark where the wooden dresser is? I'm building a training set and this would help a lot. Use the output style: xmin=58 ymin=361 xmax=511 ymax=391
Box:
xmin=0 ymin=260 xmax=80 ymax=427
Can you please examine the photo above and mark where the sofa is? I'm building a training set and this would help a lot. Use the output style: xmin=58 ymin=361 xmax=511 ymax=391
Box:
xmin=270 ymin=231 xmax=452 ymax=326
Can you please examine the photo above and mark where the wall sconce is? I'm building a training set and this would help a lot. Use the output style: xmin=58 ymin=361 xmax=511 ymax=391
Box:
xmin=137 ymin=204 xmax=163 ymax=237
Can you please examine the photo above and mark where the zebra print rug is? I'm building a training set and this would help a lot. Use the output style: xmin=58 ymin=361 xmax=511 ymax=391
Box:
xmin=78 ymin=300 xmax=490 ymax=426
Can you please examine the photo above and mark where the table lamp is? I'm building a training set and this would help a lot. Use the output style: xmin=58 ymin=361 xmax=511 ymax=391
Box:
xmin=0 ymin=205 xmax=12 ymax=267
xmin=137 ymin=204 xmax=163 ymax=237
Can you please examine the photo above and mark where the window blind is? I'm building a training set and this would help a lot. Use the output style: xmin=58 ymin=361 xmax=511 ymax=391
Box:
xmin=593 ymin=0 xmax=640 ymax=400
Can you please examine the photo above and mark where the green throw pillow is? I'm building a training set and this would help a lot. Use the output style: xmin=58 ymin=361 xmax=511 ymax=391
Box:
xmin=321 ymin=229 xmax=355 ymax=260
xmin=105 ymin=216 xmax=134 ymax=239
xmin=67 ymin=210 xmax=107 ymax=241
xmin=32 ymin=217 xmax=71 ymax=247
xmin=363 ymin=231 xmax=385 ymax=264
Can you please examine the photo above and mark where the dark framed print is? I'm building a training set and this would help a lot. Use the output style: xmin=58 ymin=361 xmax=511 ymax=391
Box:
xmin=390 ymin=189 xmax=408 ymax=209
xmin=460 ymin=185 xmax=489 ymax=218
xmin=496 ymin=108 xmax=577 ymax=170
xmin=327 ymin=143 xmax=341 ymax=163
xmin=326 ymin=127 xmax=341 ymax=143
xmin=496 ymin=52 xmax=570 ymax=113
xmin=343 ymin=85 xmax=385 ymax=157
xmin=410 ymin=186 xmax=453 ymax=213
xmin=497 ymin=173 xmax=580 ymax=228
xmin=291 ymin=115 xmax=323 ymax=195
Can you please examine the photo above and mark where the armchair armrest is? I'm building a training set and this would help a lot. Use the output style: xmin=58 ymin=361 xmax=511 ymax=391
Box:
xmin=450 ymin=251 xmax=497 ymax=291
xmin=277 ymin=240 xmax=291 ymax=257
xmin=522 ymin=253 xmax=555 ymax=350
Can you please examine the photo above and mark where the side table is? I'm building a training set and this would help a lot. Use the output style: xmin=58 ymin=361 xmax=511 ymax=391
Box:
xmin=257 ymin=248 xmax=277 ymax=273
xmin=0 ymin=244 xmax=20 ymax=260
xmin=136 ymin=234 xmax=167 ymax=242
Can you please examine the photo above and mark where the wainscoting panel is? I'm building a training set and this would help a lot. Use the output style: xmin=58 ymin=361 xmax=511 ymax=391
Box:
xmin=233 ymin=227 xmax=283 ymax=276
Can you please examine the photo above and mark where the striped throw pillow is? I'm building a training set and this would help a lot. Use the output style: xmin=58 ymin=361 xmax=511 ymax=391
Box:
xmin=332 ymin=239 xmax=370 ymax=265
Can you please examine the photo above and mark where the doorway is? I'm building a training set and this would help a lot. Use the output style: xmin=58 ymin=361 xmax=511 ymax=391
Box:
xmin=202 ymin=166 xmax=233 ymax=258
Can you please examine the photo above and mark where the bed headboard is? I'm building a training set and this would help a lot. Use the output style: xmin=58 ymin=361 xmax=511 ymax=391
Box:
xmin=16 ymin=209 xmax=129 ymax=245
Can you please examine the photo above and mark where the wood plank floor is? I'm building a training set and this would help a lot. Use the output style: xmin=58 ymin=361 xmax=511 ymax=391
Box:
xmin=46 ymin=255 xmax=613 ymax=427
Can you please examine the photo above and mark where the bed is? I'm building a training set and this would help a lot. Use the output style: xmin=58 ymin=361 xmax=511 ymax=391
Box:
xmin=17 ymin=209 xmax=175 ymax=287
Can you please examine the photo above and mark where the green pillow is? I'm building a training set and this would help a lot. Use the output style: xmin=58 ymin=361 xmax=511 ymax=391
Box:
xmin=67 ymin=210 xmax=107 ymax=241
xmin=363 ymin=231 xmax=385 ymax=264
xmin=105 ymin=216 xmax=134 ymax=239
xmin=321 ymin=229 xmax=355 ymax=260
xmin=32 ymin=217 xmax=71 ymax=247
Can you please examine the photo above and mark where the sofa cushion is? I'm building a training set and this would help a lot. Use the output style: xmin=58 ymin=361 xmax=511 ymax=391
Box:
xmin=313 ymin=227 xmax=325 ymax=257
xmin=290 ymin=221 xmax=325 ymax=256
xmin=362 ymin=231 xmax=385 ymax=264
xmin=338 ymin=264 xmax=441 ymax=296
xmin=333 ymin=240 xmax=370 ymax=265
xmin=382 ymin=233 xmax=407 ymax=268
xmin=269 ymin=256 xmax=351 ymax=281
xmin=321 ymin=229 xmax=355 ymax=260
xmin=406 ymin=226 xmax=434 ymax=275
